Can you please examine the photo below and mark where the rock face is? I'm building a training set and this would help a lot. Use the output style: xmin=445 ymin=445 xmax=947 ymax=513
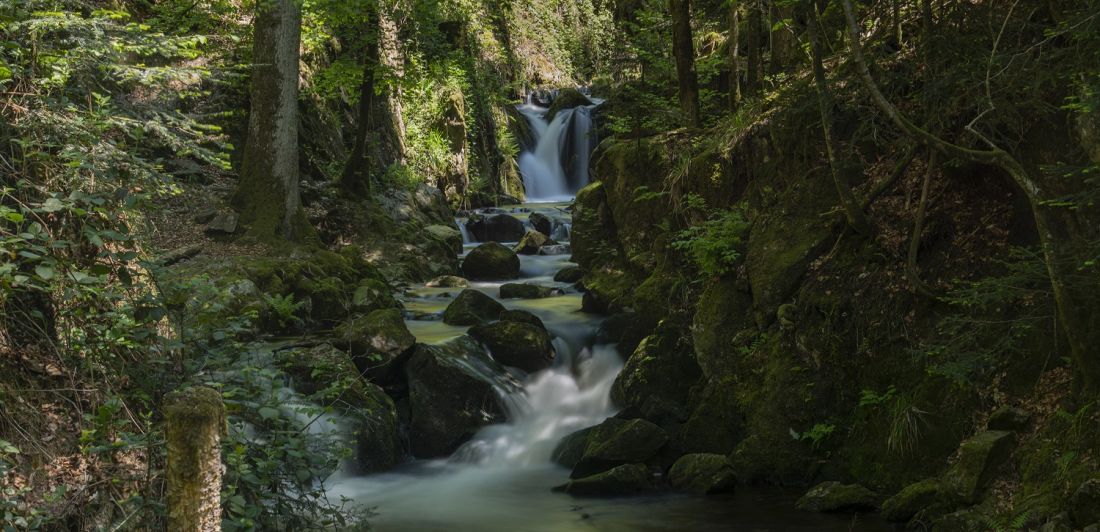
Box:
xmin=610 ymin=329 xmax=701 ymax=426
xmin=468 ymin=320 xmax=554 ymax=372
xmin=553 ymin=266 xmax=584 ymax=284
xmin=466 ymin=213 xmax=525 ymax=242
xmin=405 ymin=336 xmax=519 ymax=457
xmin=277 ymin=343 xmax=401 ymax=472
xmin=336 ymin=309 xmax=416 ymax=382
xmin=668 ymin=454 xmax=737 ymax=495
xmin=795 ymin=481 xmax=879 ymax=513
xmin=529 ymin=212 xmax=553 ymax=236
xmin=571 ymin=417 xmax=669 ymax=478
xmin=461 ymin=242 xmax=521 ymax=280
xmin=943 ymin=430 xmax=1015 ymax=505
xmin=1070 ymin=478 xmax=1100 ymax=526
xmin=554 ymin=463 xmax=653 ymax=497
xmin=514 ymin=229 xmax=556 ymax=255
xmin=552 ymin=426 xmax=597 ymax=468
xmin=881 ymin=478 xmax=943 ymax=523
xmin=424 ymin=224 xmax=464 ymax=255
xmin=499 ymin=283 xmax=555 ymax=299
xmin=442 ymin=289 xmax=506 ymax=326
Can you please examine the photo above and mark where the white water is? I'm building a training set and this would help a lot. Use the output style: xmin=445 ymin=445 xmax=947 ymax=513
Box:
xmin=517 ymin=96 xmax=602 ymax=202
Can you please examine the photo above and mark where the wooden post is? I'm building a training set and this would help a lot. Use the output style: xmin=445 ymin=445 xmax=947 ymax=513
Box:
xmin=166 ymin=386 xmax=225 ymax=532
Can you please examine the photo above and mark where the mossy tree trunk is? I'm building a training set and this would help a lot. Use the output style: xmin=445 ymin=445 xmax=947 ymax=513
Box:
xmin=234 ymin=0 xmax=310 ymax=242
xmin=728 ymin=1 xmax=741 ymax=111
xmin=745 ymin=0 xmax=762 ymax=96
xmin=166 ymin=387 xmax=225 ymax=532
xmin=671 ymin=0 xmax=701 ymax=128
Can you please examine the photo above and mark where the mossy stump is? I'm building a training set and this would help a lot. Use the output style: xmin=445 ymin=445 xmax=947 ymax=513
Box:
xmin=166 ymin=386 xmax=226 ymax=532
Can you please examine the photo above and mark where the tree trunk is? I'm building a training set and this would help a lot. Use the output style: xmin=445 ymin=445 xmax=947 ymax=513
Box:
xmin=728 ymin=1 xmax=741 ymax=111
xmin=670 ymin=0 xmax=701 ymax=128
xmin=377 ymin=6 xmax=407 ymax=165
xmin=166 ymin=387 xmax=225 ymax=532
xmin=770 ymin=2 xmax=798 ymax=74
xmin=745 ymin=0 xmax=762 ymax=96
xmin=234 ymin=0 xmax=309 ymax=242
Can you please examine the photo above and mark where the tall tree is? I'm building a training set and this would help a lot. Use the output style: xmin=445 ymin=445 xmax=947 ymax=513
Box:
xmin=670 ymin=0 xmax=701 ymax=127
xmin=234 ymin=0 xmax=309 ymax=241
xmin=728 ymin=0 xmax=741 ymax=111
xmin=745 ymin=0 xmax=762 ymax=96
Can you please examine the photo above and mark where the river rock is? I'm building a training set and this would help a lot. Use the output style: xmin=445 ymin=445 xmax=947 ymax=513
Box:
xmin=468 ymin=321 xmax=554 ymax=372
xmin=336 ymin=308 xmax=415 ymax=382
xmin=571 ymin=417 xmax=669 ymax=478
xmin=551 ymin=426 xmax=597 ymax=468
xmin=554 ymin=463 xmax=653 ymax=497
xmin=529 ymin=212 xmax=553 ymax=236
xmin=514 ymin=229 xmax=557 ymax=255
xmin=500 ymin=283 xmax=555 ymax=299
xmin=442 ymin=289 xmax=506 ymax=326
xmin=881 ymin=478 xmax=943 ymax=522
xmin=352 ymin=278 xmax=400 ymax=313
xmin=668 ymin=454 xmax=736 ymax=495
xmin=546 ymin=88 xmax=594 ymax=122
xmin=424 ymin=224 xmax=464 ymax=255
xmin=204 ymin=211 xmax=239 ymax=235
xmin=942 ymin=430 xmax=1015 ymax=505
xmin=538 ymin=244 xmax=571 ymax=256
xmin=461 ymin=242 xmax=520 ymax=281
xmin=276 ymin=343 xmax=401 ymax=472
xmin=553 ymin=266 xmax=584 ymax=284
xmin=498 ymin=309 xmax=547 ymax=330
xmin=610 ymin=328 xmax=701 ymax=426
xmin=426 ymin=275 xmax=469 ymax=288
xmin=1070 ymin=478 xmax=1100 ymax=526
xmin=795 ymin=481 xmax=879 ymax=513
xmin=406 ymin=336 xmax=520 ymax=457
xmin=466 ymin=213 xmax=525 ymax=242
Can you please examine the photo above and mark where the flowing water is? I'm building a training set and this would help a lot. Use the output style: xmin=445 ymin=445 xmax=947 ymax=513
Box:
xmin=329 ymin=94 xmax=890 ymax=530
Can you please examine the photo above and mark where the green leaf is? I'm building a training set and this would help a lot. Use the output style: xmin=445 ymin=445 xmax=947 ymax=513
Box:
xmin=34 ymin=264 xmax=55 ymax=280
xmin=41 ymin=197 xmax=64 ymax=213
xmin=258 ymin=407 xmax=279 ymax=420
xmin=4 ymin=212 xmax=23 ymax=223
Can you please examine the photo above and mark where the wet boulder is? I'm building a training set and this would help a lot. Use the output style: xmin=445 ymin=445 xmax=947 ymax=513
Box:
xmin=461 ymin=242 xmax=520 ymax=281
xmin=668 ymin=454 xmax=737 ymax=495
xmin=466 ymin=213 xmax=525 ymax=242
xmin=571 ymin=417 xmax=669 ymax=478
xmin=351 ymin=278 xmax=400 ymax=314
xmin=276 ymin=343 xmax=401 ymax=472
xmin=795 ymin=481 xmax=879 ymax=513
xmin=426 ymin=275 xmax=469 ymax=288
xmin=553 ymin=266 xmax=584 ymax=284
xmin=552 ymin=426 xmax=598 ymax=468
xmin=424 ymin=224 xmax=464 ymax=255
xmin=553 ymin=463 xmax=653 ymax=497
xmin=942 ymin=430 xmax=1015 ymax=505
xmin=500 ymin=283 xmax=555 ymax=300
xmin=881 ymin=478 xmax=943 ymax=523
xmin=442 ymin=289 xmax=506 ymax=326
xmin=336 ymin=308 xmax=416 ymax=382
xmin=405 ymin=336 xmax=520 ymax=457
xmin=610 ymin=328 xmax=702 ymax=426
xmin=514 ymin=229 xmax=557 ymax=255
xmin=498 ymin=309 xmax=547 ymax=330
xmin=528 ymin=212 xmax=553 ymax=236
xmin=468 ymin=321 xmax=554 ymax=372
xmin=545 ymin=88 xmax=594 ymax=122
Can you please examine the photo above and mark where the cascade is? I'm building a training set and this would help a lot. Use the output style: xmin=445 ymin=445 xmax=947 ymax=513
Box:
xmin=516 ymin=93 xmax=601 ymax=202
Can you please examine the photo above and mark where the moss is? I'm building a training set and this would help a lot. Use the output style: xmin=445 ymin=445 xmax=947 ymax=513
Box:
xmin=610 ymin=326 xmax=702 ymax=427
xmin=545 ymin=88 xmax=593 ymax=122
xmin=691 ymin=276 xmax=754 ymax=380
xmin=881 ymin=478 xmax=944 ymax=523
xmin=668 ymin=453 xmax=737 ymax=495
xmin=942 ymin=431 xmax=1016 ymax=505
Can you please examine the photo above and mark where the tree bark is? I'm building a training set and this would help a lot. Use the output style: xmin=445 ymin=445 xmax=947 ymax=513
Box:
xmin=166 ymin=387 xmax=225 ymax=532
xmin=745 ymin=0 xmax=762 ymax=96
xmin=728 ymin=1 xmax=741 ymax=111
xmin=234 ymin=0 xmax=309 ymax=242
xmin=670 ymin=0 xmax=701 ymax=128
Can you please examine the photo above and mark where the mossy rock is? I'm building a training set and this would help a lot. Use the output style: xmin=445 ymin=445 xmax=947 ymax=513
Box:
xmin=881 ymin=478 xmax=943 ymax=523
xmin=668 ymin=454 xmax=737 ymax=495
xmin=678 ymin=378 xmax=745 ymax=455
xmin=468 ymin=321 xmax=554 ymax=372
xmin=336 ymin=309 xmax=416 ymax=383
xmin=528 ymin=212 xmax=553 ymax=236
xmin=405 ymin=336 xmax=520 ymax=457
xmin=692 ymin=277 xmax=754 ymax=380
xmin=499 ymin=283 xmax=555 ymax=299
xmin=943 ymin=430 xmax=1015 ymax=505
xmin=553 ymin=463 xmax=653 ymax=497
xmin=931 ymin=509 xmax=988 ymax=532
xmin=498 ymin=309 xmax=547 ymax=330
xmin=1070 ymin=478 xmax=1100 ymax=526
xmin=426 ymin=275 xmax=469 ymax=288
xmin=424 ymin=224 xmax=464 ymax=255
xmin=545 ymin=88 xmax=594 ymax=122
xmin=589 ymin=137 xmax=671 ymax=272
xmin=552 ymin=426 xmax=597 ymax=468
xmin=465 ymin=214 xmax=525 ymax=243
xmin=572 ymin=417 xmax=669 ymax=478
xmin=987 ymin=406 xmax=1031 ymax=432
xmin=553 ymin=266 xmax=584 ymax=284
xmin=610 ymin=327 xmax=702 ymax=427
xmin=795 ymin=481 xmax=879 ymax=513
xmin=514 ymin=229 xmax=556 ymax=255
xmin=461 ymin=242 xmax=521 ymax=281
xmin=442 ymin=289 xmax=506 ymax=326
xmin=352 ymin=278 xmax=400 ymax=313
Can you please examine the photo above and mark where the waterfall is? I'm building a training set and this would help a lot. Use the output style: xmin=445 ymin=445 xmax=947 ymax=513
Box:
xmin=516 ymin=95 xmax=601 ymax=202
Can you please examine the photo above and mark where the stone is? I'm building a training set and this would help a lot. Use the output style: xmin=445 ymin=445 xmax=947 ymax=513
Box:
xmin=538 ymin=244 xmax=571 ymax=256
xmin=461 ymin=242 xmax=521 ymax=281
xmin=468 ymin=320 xmax=554 ymax=372
xmin=529 ymin=212 xmax=553 ymax=236
xmin=610 ymin=328 xmax=702 ymax=426
xmin=351 ymin=278 xmax=400 ymax=313
xmin=795 ymin=481 xmax=879 ymax=513
xmin=943 ymin=430 xmax=1015 ymax=505
xmin=552 ymin=426 xmax=597 ymax=468
xmin=192 ymin=209 xmax=218 ymax=225
xmin=987 ymin=406 xmax=1031 ymax=432
xmin=406 ymin=336 xmax=520 ymax=457
xmin=336 ymin=309 xmax=416 ymax=382
xmin=424 ymin=224 xmax=464 ymax=255
xmin=932 ymin=509 xmax=986 ymax=532
xmin=442 ymin=289 xmax=505 ymax=326
xmin=465 ymin=213 xmax=526 ymax=242
xmin=553 ymin=464 xmax=652 ymax=497
xmin=1070 ymin=478 xmax=1100 ymax=526
xmin=572 ymin=417 xmax=669 ymax=478
xmin=204 ymin=212 xmax=239 ymax=235
xmin=514 ymin=229 xmax=557 ymax=255
xmin=426 ymin=275 xmax=469 ymax=288
xmin=553 ymin=266 xmax=584 ymax=284
xmin=679 ymin=379 xmax=745 ymax=455
xmin=881 ymin=478 xmax=942 ymax=523
xmin=668 ymin=454 xmax=737 ymax=495
xmin=498 ymin=309 xmax=547 ymax=330
xmin=500 ymin=283 xmax=555 ymax=300
xmin=545 ymin=88 xmax=594 ymax=122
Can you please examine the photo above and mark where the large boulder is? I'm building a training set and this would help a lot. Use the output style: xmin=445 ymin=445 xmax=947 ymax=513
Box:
xmin=276 ymin=344 xmax=401 ymax=472
xmin=528 ymin=212 xmax=553 ymax=236
xmin=553 ymin=463 xmax=653 ymax=497
xmin=426 ymin=275 xmax=469 ymax=288
xmin=442 ymin=289 xmax=506 ymax=326
xmin=795 ymin=481 xmax=879 ymax=513
xmin=498 ymin=309 xmax=547 ymax=330
xmin=553 ymin=266 xmax=584 ymax=284
xmin=466 ymin=214 xmax=525 ymax=242
xmin=500 ymin=283 xmax=555 ymax=299
xmin=336 ymin=309 xmax=415 ymax=382
xmin=610 ymin=328 xmax=702 ymax=426
xmin=691 ymin=276 xmax=754 ymax=379
xmin=405 ymin=336 xmax=520 ymax=457
xmin=571 ymin=417 xmax=669 ymax=478
xmin=668 ymin=454 xmax=737 ymax=495
xmin=461 ymin=242 xmax=521 ymax=281
xmin=678 ymin=379 xmax=746 ymax=455
xmin=551 ymin=426 xmax=597 ymax=468
xmin=942 ymin=430 xmax=1015 ymax=505
xmin=514 ymin=230 xmax=556 ymax=255
xmin=546 ymin=88 xmax=594 ymax=122
xmin=468 ymin=320 xmax=554 ymax=372
xmin=881 ymin=478 xmax=943 ymax=523
xmin=424 ymin=224 xmax=464 ymax=255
